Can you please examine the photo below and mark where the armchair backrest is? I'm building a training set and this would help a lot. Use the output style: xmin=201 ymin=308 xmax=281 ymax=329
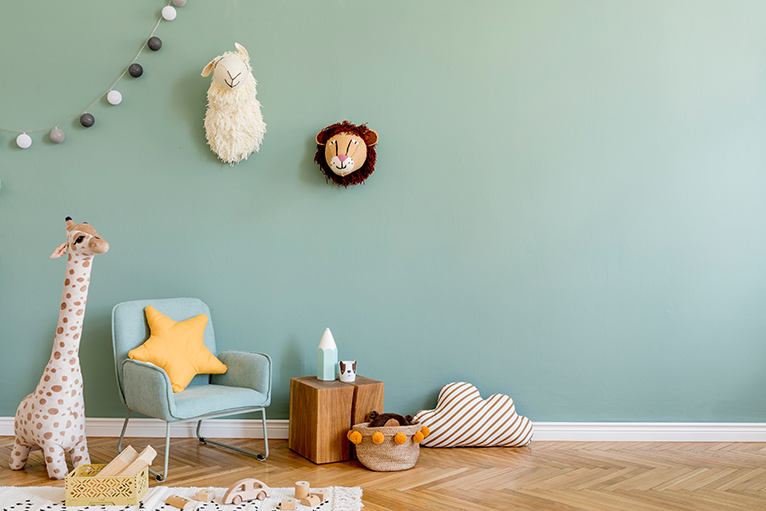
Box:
xmin=112 ymin=298 xmax=218 ymax=404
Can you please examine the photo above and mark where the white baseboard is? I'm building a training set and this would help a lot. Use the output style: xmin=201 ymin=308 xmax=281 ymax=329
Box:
xmin=532 ymin=422 xmax=766 ymax=442
xmin=0 ymin=417 xmax=289 ymax=440
xmin=1 ymin=418 xmax=764 ymax=442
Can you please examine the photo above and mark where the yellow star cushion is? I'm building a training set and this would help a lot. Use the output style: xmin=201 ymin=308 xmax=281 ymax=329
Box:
xmin=128 ymin=306 xmax=227 ymax=392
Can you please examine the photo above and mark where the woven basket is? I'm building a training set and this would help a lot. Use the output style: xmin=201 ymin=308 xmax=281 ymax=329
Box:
xmin=352 ymin=422 xmax=423 ymax=471
xmin=65 ymin=464 xmax=149 ymax=506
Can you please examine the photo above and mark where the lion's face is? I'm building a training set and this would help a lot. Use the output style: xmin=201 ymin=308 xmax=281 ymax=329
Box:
xmin=322 ymin=132 xmax=369 ymax=176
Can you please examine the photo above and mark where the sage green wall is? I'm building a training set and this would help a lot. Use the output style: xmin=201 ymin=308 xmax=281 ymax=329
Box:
xmin=1 ymin=1 xmax=765 ymax=423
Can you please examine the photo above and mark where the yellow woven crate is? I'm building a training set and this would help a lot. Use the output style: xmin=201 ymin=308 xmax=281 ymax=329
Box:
xmin=65 ymin=464 xmax=149 ymax=506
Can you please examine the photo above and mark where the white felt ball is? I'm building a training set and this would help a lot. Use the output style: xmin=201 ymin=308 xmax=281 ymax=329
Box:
xmin=50 ymin=128 xmax=66 ymax=144
xmin=107 ymin=90 xmax=123 ymax=105
xmin=16 ymin=133 xmax=32 ymax=149
xmin=172 ymin=0 xmax=186 ymax=6
xmin=162 ymin=6 xmax=177 ymax=20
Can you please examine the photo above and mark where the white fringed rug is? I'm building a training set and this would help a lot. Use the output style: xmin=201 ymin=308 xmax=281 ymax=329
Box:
xmin=0 ymin=486 xmax=363 ymax=510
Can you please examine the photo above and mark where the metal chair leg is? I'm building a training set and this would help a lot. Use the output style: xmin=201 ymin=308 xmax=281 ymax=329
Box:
xmin=260 ymin=408 xmax=269 ymax=461
xmin=148 ymin=422 xmax=171 ymax=482
xmin=196 ymin=408 xmax=268 ymax=461
xmin=117 ymin=409 xmax=131 ymax=453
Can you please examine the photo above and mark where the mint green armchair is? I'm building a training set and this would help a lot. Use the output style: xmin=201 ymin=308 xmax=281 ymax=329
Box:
xmin=112 ymin=298 xmax=271 ymax=481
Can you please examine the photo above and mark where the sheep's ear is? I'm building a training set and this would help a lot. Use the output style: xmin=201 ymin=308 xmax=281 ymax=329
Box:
xmin=235 ymin=42 xmax=249 ymax=61
xmin=201 ymin=60 xmax=215 ymax=77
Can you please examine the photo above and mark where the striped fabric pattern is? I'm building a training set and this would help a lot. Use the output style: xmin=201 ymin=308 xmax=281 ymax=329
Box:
xmin=413 ymin=382 xmax=533 ymax=448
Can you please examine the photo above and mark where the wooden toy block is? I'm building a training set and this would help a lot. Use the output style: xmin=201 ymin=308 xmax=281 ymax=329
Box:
xmin=301 ymin=495 xmax=321 ymax=507
xmin=117 ymin=445 xmax=157 ymax=477
xmin=294 ymin=480 xmax=310 ymax=499
xmin=311 ymin=488 xmax=330 ymax=501
xmin=166 ymin=495 xmax=195 ymax=510
xmin=194 ymin=489 xmax=215 ymax=502
xmin=280 ymin=497 xmax=296 ymax=510
xmin=94 ymin=445 xmax=137 ymax=477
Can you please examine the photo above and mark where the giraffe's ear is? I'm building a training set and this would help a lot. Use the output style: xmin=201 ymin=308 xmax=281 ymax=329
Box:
xmin=50 ymin=242 xmax=68 ymax=259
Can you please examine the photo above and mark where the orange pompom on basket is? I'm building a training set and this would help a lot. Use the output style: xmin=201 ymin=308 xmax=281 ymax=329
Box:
xmin=348 ymin=422 xmax=430 ymax=471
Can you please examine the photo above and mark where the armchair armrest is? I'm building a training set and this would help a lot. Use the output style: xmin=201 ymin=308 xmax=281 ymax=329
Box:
xmin=121 ymin=359 xmax=176 ymax=421
xmin=213 ymin=351 xmax=272 ymax=404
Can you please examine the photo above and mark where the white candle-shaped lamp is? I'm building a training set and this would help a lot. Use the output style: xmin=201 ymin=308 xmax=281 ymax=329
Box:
xmin=317 ymin=328 xmax=338 ymax=381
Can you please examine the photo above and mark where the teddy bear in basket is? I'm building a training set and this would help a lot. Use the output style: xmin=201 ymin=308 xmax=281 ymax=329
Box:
xmin=347 ymin=411 xmax=431 ymax=471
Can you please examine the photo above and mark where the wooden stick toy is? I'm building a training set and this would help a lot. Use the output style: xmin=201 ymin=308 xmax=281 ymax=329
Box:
xmin=119 ymin=445 xmax=157 ymax=477
xmin=94 ymin=445 xmax=137 ymax=477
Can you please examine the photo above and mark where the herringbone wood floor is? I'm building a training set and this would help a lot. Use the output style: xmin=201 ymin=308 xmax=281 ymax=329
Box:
xmin=0 ymin=437 xmax=765 ymax=510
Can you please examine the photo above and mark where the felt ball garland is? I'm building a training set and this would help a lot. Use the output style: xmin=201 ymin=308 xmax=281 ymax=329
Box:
xmin=0 ymin=0 xmax=187 ymax=150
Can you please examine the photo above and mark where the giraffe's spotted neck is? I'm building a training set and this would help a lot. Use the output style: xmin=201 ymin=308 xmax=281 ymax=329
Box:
xmin=52 ymin=254 xmax=94 ymax=362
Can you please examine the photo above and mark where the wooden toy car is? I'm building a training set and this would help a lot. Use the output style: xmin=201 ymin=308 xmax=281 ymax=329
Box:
xmin=222 ymin=478 xmax=272 ymax=504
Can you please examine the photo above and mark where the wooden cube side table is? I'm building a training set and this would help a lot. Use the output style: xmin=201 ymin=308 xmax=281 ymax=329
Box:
xmin=289 ymin=376 xmax=384 ymax=464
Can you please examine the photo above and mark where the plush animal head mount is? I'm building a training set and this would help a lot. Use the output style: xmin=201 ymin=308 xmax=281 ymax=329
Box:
xmin=50 ymin=217 xmax=109 ymax=259
xmin=202 ymin=42 xmax=251 ymax=91
xmin=315 ymin=121 xmax=379 ymax=187
xmin=200 ymin=42 xmax=266 ymax=165
xmin=368 ymin=411 xmax=414 ymax=428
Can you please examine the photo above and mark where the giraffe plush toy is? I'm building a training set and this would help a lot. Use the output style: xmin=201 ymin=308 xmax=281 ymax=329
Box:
xmin=9 ymin=217 xmax=109 ymax=479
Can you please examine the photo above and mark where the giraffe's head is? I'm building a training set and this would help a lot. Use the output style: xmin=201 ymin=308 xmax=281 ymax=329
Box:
xmin=50 ymin=217 xmax=109 ymax=259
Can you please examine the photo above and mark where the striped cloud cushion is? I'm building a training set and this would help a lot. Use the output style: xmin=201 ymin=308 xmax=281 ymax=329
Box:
xmin=413 ymin=382 xmax=533 ymax=448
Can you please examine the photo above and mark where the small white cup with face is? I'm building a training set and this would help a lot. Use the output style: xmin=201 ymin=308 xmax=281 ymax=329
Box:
xmin=339 ymin=360 xmax=357 ymax=382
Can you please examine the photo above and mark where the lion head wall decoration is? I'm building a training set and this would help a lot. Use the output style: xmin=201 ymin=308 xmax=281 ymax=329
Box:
xmin=314 ymin=121 xmax=379 ymax=187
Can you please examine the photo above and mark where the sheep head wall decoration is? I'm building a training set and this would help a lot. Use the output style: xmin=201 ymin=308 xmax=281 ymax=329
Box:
xmin=201 ymin=42 xmax=266 ymax=165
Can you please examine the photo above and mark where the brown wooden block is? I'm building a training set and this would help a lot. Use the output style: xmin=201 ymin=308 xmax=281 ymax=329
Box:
xmin=280 ymin=497 xmax=296 ymax=510
xmin=289 ymin=377 xmax=354 ymax=464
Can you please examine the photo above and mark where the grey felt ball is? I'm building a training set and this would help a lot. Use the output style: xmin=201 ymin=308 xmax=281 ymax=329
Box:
xmin=80 ymin=113 xmax=95 ymax=128
xmin=129 ymin=63 xmax=143 ymax=77
xmin=148 ymin=36 xmax=162 ymax=51
xmin=50 ymin=128 xmax=66 ymax=143
xmin=172 ymin=0 xmax=186 ymax=7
